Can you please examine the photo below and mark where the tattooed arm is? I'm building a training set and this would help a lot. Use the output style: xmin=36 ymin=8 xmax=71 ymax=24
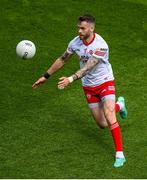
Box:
xmin=58 ymin=57 xmax=99 ymax=89
xmin=71 ymin=57 xmax=99 ymax=80
xmin=46 ymin=51 xmax=73 ymax=75
xmin=32 ymin=51 xmax=72 ymax=89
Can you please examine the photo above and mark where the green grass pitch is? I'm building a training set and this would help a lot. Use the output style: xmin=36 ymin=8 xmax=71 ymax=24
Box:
xmin=0 ymin=0 xmax=147 ymax=178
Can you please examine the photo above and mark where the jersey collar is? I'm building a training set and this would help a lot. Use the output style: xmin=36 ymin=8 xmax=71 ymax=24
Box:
xmin=83 ymin=33 xmax=96 ymax=46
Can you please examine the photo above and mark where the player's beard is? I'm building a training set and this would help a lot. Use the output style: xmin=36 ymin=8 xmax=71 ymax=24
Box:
xmin=79 ymin=33 xmax=90 ymax=41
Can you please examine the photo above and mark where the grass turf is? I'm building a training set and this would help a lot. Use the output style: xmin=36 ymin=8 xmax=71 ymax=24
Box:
xmin=0 ymin=0 xmax=147 ymax=178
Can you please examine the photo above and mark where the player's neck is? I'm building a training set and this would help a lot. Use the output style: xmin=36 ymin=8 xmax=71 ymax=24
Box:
xmin=83 ymin=33 xmax=95 ymax=46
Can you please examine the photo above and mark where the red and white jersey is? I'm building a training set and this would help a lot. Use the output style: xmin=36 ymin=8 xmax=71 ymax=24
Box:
xmin=66 ymin=33 xmax=114 ymax=87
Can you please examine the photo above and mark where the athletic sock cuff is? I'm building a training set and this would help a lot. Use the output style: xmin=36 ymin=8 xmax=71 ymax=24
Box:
xmin=110 ymin=122 xmax=119 ymax=130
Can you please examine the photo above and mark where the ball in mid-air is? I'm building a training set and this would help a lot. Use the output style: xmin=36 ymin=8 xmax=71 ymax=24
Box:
xmin=16 ymin=40 xmax=36 ymax=59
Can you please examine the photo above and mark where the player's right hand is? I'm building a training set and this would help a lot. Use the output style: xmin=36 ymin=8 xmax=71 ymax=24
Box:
xmin=32 ymin=77 xmax=47 ymax=89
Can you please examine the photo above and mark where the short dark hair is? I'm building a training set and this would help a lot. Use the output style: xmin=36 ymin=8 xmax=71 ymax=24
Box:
xmin=78 ymin=14 xmax=95 ymax=24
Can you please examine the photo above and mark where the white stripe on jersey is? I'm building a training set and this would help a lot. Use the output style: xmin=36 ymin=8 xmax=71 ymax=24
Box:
xmin=66 ymin=33 xmax=114 ymax=87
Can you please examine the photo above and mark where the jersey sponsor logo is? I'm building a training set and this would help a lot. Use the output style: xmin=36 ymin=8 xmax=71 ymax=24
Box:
xmin=80 ymin=55 xmax=89 ymax=61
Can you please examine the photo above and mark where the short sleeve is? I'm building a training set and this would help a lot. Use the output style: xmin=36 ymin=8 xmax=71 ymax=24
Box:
xmin=92 ymin=48 xmax=108 ymax=60
xmin=66 ymin=41 xmax=74 ymax=54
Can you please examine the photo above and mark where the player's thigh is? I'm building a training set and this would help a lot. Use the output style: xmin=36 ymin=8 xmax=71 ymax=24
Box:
xmin=83 ymin=86 xmax=107 ymax=128
xmin=90 ymin=105 xmax=108 ymax=128
xmin=100 ymin=81 xmax=117 ymax=125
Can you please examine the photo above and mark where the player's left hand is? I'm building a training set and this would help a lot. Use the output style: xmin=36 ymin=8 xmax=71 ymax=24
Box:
xmin=58 ymin=76 xmax=70 ymax=89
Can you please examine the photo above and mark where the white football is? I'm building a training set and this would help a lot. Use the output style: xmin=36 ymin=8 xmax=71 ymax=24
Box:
xmin=16 ymin=40 xmax=36 ymax=59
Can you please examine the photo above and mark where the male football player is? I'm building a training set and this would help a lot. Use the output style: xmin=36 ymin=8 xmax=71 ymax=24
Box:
xmin=32 ymin=15 xmax=128 ymax=168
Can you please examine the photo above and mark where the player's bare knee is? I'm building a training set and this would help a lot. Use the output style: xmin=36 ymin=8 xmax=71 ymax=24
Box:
xmin=104 ymin=108 xmax=115 ymax=121
xmin=103 ymin=100 xmax=115 ymax=117
xmin=99 ymin=125 xmax=105 ymax=129
xmin=98 ymin=122 xmax=108 ymax=129
xmin=94 ymin=117 xmax=108 ymax=129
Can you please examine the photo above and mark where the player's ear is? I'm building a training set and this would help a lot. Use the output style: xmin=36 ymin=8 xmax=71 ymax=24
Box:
xmin=90 ymin=24 xmax=95 ymax=32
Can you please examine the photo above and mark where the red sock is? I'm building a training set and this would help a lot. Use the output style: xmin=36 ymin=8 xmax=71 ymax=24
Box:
xmin=110 ymin=122 xmax=123 ymax=151
xmin=115 ymin=103 xmax=120 ymax=113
